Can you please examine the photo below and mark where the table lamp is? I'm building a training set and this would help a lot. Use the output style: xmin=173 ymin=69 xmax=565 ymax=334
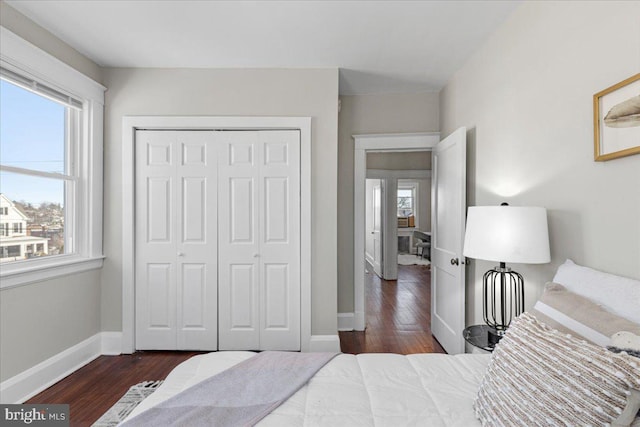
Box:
xmin=463 ymin=204 xmax=550 ymax=342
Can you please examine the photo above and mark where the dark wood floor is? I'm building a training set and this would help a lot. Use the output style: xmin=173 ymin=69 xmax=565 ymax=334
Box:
xmin=340 ymin=264 xmax=445 ymax=354
xmin=26 ymin=265 xmax=441 ymax=426
xmin=26 ymin=351 xmax=204 ymax=427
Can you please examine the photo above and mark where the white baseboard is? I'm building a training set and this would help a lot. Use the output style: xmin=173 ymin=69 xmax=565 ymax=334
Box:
xmin=338 ymin=313 xmax=354 ymax=331
xmin=308 ymin=335 xmax=341 ymax=352
xmin=0 ymin=332 xmax=123 ymax=404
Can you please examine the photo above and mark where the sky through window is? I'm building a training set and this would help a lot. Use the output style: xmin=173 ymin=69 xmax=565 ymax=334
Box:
xmin=0 ymin=79 xmax=66 ymax=206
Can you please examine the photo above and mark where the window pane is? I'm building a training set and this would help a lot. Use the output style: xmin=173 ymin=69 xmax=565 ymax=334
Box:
xmin=0 ymin=79 xmax=67 ymax=174
xmin=398 ymin=188 xmax=414 ymax=217
xmin=0 ymin=172 xmax=69 ymax=263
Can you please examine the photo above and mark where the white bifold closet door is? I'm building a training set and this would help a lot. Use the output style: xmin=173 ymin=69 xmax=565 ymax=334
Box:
xmin=135 ymin=131 xmax=218 ymax=350
xmin=217 ymin=131 xmax=301 ymax=351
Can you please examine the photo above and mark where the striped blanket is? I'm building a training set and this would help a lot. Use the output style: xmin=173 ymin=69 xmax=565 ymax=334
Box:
xmin=120 ymin=351 xmax=338 ymax=427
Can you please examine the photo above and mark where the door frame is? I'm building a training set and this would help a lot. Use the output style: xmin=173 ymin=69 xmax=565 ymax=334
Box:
xmin=353 ymin=132 xmax=440 ymax=330
xmin=121 ymin=116 xmax=312 ymax=353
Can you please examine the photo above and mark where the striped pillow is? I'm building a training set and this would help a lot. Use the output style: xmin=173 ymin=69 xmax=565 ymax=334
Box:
xmin=531 ymin=282 xmax=640 ymax=346
xmin=475 ymin=313 xmax=640 ymax=427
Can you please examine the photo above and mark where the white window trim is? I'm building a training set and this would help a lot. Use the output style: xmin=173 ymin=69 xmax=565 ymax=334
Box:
xmin=0 ymin=27 xmax=105 ymax=289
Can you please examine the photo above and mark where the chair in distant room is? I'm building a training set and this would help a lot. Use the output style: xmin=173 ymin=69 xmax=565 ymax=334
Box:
xmin=413 ymin=230 xmax=431 ymax=260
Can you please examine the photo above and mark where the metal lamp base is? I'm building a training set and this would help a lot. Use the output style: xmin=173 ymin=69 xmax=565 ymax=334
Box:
xmin=483 ymin=262 xmax=524 ymax=332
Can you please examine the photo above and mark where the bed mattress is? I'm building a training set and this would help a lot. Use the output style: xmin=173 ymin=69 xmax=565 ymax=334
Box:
xmin=125 ymin=351 xmax=491 ymax=426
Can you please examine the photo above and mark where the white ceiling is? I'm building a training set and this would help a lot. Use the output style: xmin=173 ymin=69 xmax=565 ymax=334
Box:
xmin=6 ymin=0 xmax=520 ymax=95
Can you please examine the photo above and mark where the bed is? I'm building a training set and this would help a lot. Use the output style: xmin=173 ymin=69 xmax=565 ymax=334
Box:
xmin=127 ymin=352 xmax=490 ymax=426
xmin=123 ymin=260 xmax=640 ymax=426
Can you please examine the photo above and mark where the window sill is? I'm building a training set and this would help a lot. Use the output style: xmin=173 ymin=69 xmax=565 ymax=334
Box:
xmin=0 ymin=256 xmax=104 ymax=290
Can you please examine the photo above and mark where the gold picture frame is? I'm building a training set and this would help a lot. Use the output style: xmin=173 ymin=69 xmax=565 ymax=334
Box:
xmin=593 ymin=73 xmax=640 ymax=161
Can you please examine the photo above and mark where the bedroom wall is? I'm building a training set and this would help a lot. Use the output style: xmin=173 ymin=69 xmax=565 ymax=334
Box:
xmin=0 ymin=273 xmax=101 ymax=381
xmin=439 ymin=1 xmax=640 ymax=326
xmin=337 ymin=92 xmax=438 ymax=313
xmin=0 ymin=5 xmax=103 ymax=382
xmin=367 ymin=151 xmax=432 ymax=170
xmin=101 ymin=68 xmax=339 ymax=338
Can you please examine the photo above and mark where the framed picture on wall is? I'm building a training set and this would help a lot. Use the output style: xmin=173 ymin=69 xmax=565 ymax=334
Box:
xmin=593 ymin=73 xmax=640 ymax=161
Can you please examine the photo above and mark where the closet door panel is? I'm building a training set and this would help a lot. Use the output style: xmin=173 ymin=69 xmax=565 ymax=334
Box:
xmin=264 ymin=263 xmax=289 ymax=328
xmin=259 ymin=131 xmax=301 ymax=350
xmin=218 ymin=132 xmax=261 ymax=350
xmin=229 ymin=178 xmax=255 ymax=243
xmin=176 ymin=134 xmax=218 ymax=350
xmin=147 ymin=178 xmax=172 ymax=242
xmin=136 ymin=131 xmax=178 ymax=349
xmin=147 ymin=263 xmax=173 ymax=328
xmin=229 ymin=264 xmax=255 ymax=327
xmin=217 ymin=130 xmax=301 ymax=351
xmin=180 ymin=263 xmax=206 ymax=326
xmin=264 ymin=177 xmax=288 ymax=242
xmin=136 ymin=131 xmax=217 ymax=351
xmin=181 ymin=177 xmax=206 ymax=242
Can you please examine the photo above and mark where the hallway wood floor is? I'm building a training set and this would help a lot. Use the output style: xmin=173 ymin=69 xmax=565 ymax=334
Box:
xmin=339 ymin=264 xmax=446 ymax=354
xmin=25 ymin=265 xmax=442 ymax=426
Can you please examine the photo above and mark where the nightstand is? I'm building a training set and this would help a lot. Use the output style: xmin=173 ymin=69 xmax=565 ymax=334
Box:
xmin=463 ymin=324 xmax=501 ymax=352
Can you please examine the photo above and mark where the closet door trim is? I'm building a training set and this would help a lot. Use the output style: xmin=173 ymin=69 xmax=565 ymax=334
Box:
xmin=121 ymin=116 xmax=311 ymax=354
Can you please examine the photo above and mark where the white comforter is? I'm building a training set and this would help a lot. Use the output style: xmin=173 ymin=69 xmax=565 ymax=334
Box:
xmin=126 ymin=351 xmax=491 ymax=427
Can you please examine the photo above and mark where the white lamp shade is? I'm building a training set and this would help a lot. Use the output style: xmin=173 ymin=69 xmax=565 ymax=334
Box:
xmin=463 ymin=206 xmax=550 ymax=264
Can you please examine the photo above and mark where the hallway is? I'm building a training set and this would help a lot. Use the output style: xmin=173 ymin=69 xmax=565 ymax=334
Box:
xmin=339 ymin=265 xmax=446 ymax=354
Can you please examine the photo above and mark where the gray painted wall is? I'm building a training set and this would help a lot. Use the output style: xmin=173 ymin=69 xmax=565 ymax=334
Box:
xmin=337 ymin=92 xmax=439 ymax=313
xmin=439 ymin=1 xmax=640 ymax=326
xmin=0 ymin=272 xmax=101 ymax=381
xmin=367 ymin=152 xmax=431 ymax=170
xmin=0 ymin=2 xmax=103 ymax=382
xmin=100 ymin=67 xmax=339 ymax=336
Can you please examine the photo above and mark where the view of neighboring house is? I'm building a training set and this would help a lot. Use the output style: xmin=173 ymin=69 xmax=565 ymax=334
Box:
xmin=0 ymin=193 xmax=49 ymax=262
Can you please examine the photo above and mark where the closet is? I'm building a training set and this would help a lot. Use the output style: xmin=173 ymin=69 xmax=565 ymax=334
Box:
xmin=135 ymin=130 xmax=301 ymax=351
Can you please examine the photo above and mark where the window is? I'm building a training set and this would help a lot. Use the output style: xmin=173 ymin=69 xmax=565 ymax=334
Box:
xmin=7 ymin=245 xmax=21 ymax=257
xmin=0 ymin=28 xmax=104 ymax=288
xmin=1 ymin=78 xmax=76 ymax=261
xmin=397 ymin=180 xmax=420 ymax=228
xmin=397 ymin=188 xmax=415 ymax=217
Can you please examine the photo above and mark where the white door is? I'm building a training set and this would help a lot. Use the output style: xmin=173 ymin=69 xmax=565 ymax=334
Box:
xmin=135 ymin=131 xmax=218 ymax=350
xmin=365 ymin=180 xmax=383 ymax=277
xmin=431 ymin=127 xmax=467 ymax=354
xmin=218 ymin=130 xmax=301 ymax=351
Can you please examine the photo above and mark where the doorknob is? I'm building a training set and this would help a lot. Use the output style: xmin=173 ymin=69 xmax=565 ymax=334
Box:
xmin=450 ymin=258 xmax=459 ymax=265
xmin=253 ymin=253 xmax=260 ymax=258
xmin=177 ymin=252 xmax=184 ymax=257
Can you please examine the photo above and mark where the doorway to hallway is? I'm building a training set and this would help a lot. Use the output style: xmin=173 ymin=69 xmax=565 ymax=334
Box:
xmin=339 ymin=264 xmax=445 ymax=354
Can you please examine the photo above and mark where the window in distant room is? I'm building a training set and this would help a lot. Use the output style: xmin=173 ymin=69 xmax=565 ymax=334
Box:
xmin=397 ymin=188 xmax=415 ymax=217
xmin=397 ymin=181 xmax=420 ymax=228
